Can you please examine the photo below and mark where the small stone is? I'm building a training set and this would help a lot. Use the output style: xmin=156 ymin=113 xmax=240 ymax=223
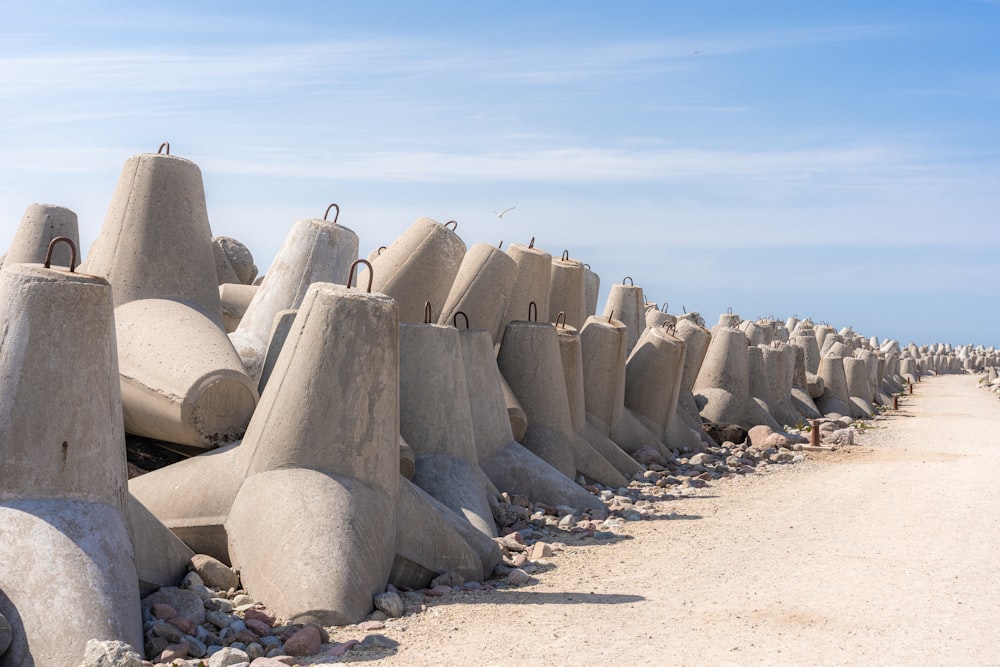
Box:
xmin=245 ymin=618 xmax=272 ymax=636
xmin=368 ymin=609 xmax=389 ymax=622
xmin=688 ymin=452 xmax=712 ymax=465
xmin=206 ymin=598 xmax=235 ymax=613
xmin=557 ymin=514 xmax=577 ymax=529
xmin=244 ymin=608 xmax=276 ymax=628
xmin=246 ymin=642 xmax=264 ymax=660
xmin=232 ymin=594 xmax=255 ymax=607
xmin=401 ymin=590 xmax=425 ymax=605
xmin=158 ymin=643 xmax=189 ymax=663
xmin=373 ymin=591 xmax=404 ymax=618
xmin=248 ymin=658 xmax=289 ymax=667
xmin=180 ymin=571 xmax=204 ymax=589
xmin=357 ymin=620 xmax=385 ymax=631
xmin=186 ymin=635 xmax=208 ymax=658
xmin=191 ymin=553 xmax=241 ymax=591
xmin=506 ymin=568 xmax=531 ymax=586
xmin=283 ymin=625 xmax=322 ymax=657
xmin=141 ymin=587 xmax=206 ymax=624
xmin=359 ymin=634 xmax=399 ymax=650
xmin=151 ymin=621 xmax=185 ymax=644
xmin=168 ymin=616 xmax=197 ymax=635
xmin=424 ymin=585 xmax=452 ymax=597
xmin=209 ymin=646 xmax=251 ymax=667
xmin=430 ymin=570 xmax=464 ymax=588
xmin=206 ymin=609 xmax=235 ymax=629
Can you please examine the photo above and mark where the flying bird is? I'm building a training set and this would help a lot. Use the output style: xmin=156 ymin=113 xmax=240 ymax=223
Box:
xmin=493 ymin=206 xmax=516 ymax=219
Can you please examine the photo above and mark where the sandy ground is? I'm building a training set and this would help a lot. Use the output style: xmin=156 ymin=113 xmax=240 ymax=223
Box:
xmin=329 ymin=374 xmax=1000 ymax=666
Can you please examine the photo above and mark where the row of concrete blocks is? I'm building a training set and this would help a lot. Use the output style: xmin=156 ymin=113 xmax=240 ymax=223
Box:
xmin=0 ymin=149 xmax=970 ymax=665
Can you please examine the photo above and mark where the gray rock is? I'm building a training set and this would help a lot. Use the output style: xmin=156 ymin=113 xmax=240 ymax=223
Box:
xmin=688 ymin=452 xmax=713 ymax=465
xmin=191 ymin=553 xmax=241 ymax=591
xmin=142 ymin=587 xmax=206 ymax=624
xmin=80 ymin=639 xmax=143 ymax=667
xmin=209 ymin=646 xmax=251 ymax=667
xmin=506 ymin=568 xmax=531 ymax=586
xmin=373 ymin=591 xmax=405 ymax=618
xmin=206 ymin=609 xmax=235 ymax=629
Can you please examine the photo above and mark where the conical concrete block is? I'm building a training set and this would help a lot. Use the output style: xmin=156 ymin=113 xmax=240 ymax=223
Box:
xmin=128 ymin=494 xmax=196 ymax=595
xmin=229 ymin=216 xmax=359 ymax=380
xmin=461 ymin=329 xmax=606 ymax=510
xmin=500 ymin=373 xmax=528 ymax=443
xmin=764 ymin=343 xmax=804 ymax=428
xmin=399 ymin=324 xmax=496 ymax=540
xmin=645 ymin=307 xmax=676 ymax=330
xmin=498 ymin=241 xmax=552 ymax=345
xmin=497 ymin=320 xmax=580 ymax=478
xmin=844 ymin=357 xmax=875 ymax=418
xmin=747 ymin=346 xmax=782 ymax=431
xmin=791 ymin=321 xmax=821 ymax=375
xmin=227 ymin=283 xmax=400 ymax=625
xmin=370 ymin=217 xmax=466 ymax=323
xmin=555 ymin=325 xmax=632 ymax=485
xmin=668 ymin=318 xmax=715 ymax=450
xmin=692 ymin=326 xmax=750 ymax=427
xmin=1 ymin=203 xmax=79 ymax=270
xmin=115 ymin=299 xmax=259 ymax=448
xmin=438 ymin=242 xmax=517 ymax=343
xmin=602 ymin=279 xmax=645 ymax=355
xmin=0 ymin=262 xmax=141 ymax=666
xmin=257 ymin=308 xmax=298 ymax=394
xmin=625 ymin=324 xmax=686 ymax=441
xmin=82 ymin=150 xmax=223 ymax=323
xmin=548 ymin=252 xmax=587 ymax=330
xmin=815 ymin=354 xmax=852 ymax=418
xmin=583 ymin=265 xmax=600 ymax=319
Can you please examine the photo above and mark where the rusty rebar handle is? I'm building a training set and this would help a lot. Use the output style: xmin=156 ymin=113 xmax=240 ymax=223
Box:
xmin=444 ymin=220 xmax=458 ymax=231
xmin=528 ymin=236 xmax=535 ymax=249
xmin=424 ymin=301 xmax=433 ymax=323
xmin=324 ymin=203 xmax=340 ymax=223
xmin=498 ymin=240 xmax=504 ymax=249
xmin=454 ymin=311 xmax=469 ymax=329
xmin=662 ymin=301 xmax=669 ymax=312
xmin=561 ymin=250 xmax=569 ymax=261
xmin=347 ymin=259 xmax=373 ymax=292
xmin=528 ymin=301 xmax=537 ymax=322
xmin=623 ymin=276 xmax=633 ymax=286
xmin=158 ymin=142 xmax=170 ymax=155
xmin=43 ymin=236 xmax=77 ymax=273
xmin=607 ymin=309 xmax=614 ymax=322
xmin=377 ymin=246 xmax=387 ymax=256
xmin=556 ymin=311 xmax=566 ymax=329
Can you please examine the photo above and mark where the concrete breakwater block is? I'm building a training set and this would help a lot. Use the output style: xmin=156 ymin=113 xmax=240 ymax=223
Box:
xmin=583 ymin=264 xmax=600 ymax=319
xmin=693 ymin=325 xmax=750 ymax=428
xmin=815 ymin=354 xmax=852 ymax=418
xmin=1 ymin=203 xmax=79 ymax=270
xmin=602 ymin=278 xmax=645 ymax=356
xmin=438 ymin=242 xmax=517 ymax=344
xmin=844 ymin=356 xmax=875 ymax=418
xmin=625 ymin=324 xmax=687 ymax=445
xmin=399 ymin=323 xmax=497 ymax=541
xmin=219 ymin=282 xmax=259 ymax=332
xmin=229 ymin=214 xmax=359 ymax=380
xmin=548 ymin=251 xmax=587 ymax=330
xmin=371 ymin=217 xmax=466 ymax=324
xmin=0 ymin=261 xmax=142 ymax=666
xmin=82 ymin=148 xmax=223 ymax=324
xmin=498 ymin=241 xmax=552 ymax=345
xmin=115 ymin=298 xmax=259 ymax=448
xmin=461 ymin=329 xmax=606 ymax=510
xmin=212 ymin=235 xmax=257 ymax=286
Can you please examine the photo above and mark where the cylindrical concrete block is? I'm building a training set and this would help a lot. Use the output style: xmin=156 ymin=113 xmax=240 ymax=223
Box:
xmin=0 ymin=263 xmax=141 ymax=664
xmin=815 ymin=354 xmax=852 ymax=418
xmin=844 ymin=357 xmax=875 ymax=418
xmin=792 ymin=322 xmax=822 ymax=375
xmin=370 ymin=217 xmax=466 ymax=324
xmin=548 ymin=253 xmax=587 ymax=330
xmin=579 ymin=316 xmax=628 ymax=435
xmin=602 ymin=280 xmax=645 ymax=355
xmin=212 ymin=236 xmax=257 ymax=285
xmin=438 ymin=243 xmax=517 ymax=343
xmin=257 ymin=308 xmax=298 ymax=395
xmin=229 ymin=217 xmax=359 ymax=380
xmin=2 ymin=203 xmax=79 ymax=269
xmin=625 ymin=325 xmax=686 ymax=437
xmin=82 ymin=151 xmax=223 ymax=322
xmin=116 ymin=299 xmax=259 ymax=448
xmin=219 ymin=283 xmax=259 ymax=332
xmin=676 ymin=318 xmax=711 ymax=393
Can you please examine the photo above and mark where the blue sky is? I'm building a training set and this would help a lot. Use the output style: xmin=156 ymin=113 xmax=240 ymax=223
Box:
xmin=2 ymin=1 xmax=998 ymax=348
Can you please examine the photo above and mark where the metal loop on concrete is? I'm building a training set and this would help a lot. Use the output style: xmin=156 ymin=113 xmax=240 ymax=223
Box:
xmin=608 ymin=309 xmax=614 ymax=322
xmin=727 ymin=306 xmax=733 ymax=314
xmin=347 ymin=258 xmax=373 ymax=292
xmin=424 ymin=301 xmax=433 ymax=324
xmin=528 ymin=301 xmax=537 ymax=322
xmin=43 ymin=236 xmax=78 ymax=273
xmin=157 ymin=142 xmax=170 ymax=155
xmin=561 ymin=250 xmax=570 ymax=261
xmin=661 ymin=322 xmax=676 ymax=334
xmin=528 ymin=237 xmax=535 ymax=249
xmin=661 ymin=301 xmax=669 ymax=312
xmin=498 ymin=240 xmax=503 ymax=249
xmin=584 ymin=263 xmax=591 ymax=270
xmin=454 ymin=311 xmax=469 ymax=329
xmin=623 ymin=276 xmax=633 ymax=286
xmin=682 ymin=305 xmax=687 ymax=314
xmin=556 ymin=311 xmax=566 ymax=328
xmin=377 ymin=246 xmax=387 ymax=255
xmin=444 ymin=220 xmax=458 ymax=231
xmin=324 ymin=203 xmax=340 ymax=223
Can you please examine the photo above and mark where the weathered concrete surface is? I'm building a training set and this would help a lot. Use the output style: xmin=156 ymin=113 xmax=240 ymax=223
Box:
xmin=438 ymin=242 xmax=517 ymax=343
xmin=498 ymin=241 xmax=552 ymax=345
xmin=115 ymin=298 xmax=259 ymax=448
xmin=601 ymin=280 xmax=645 ymax=355
xmin=693 ymin=326 xmax=750 ymax=428
xmin=548 ymin=252 xmax=587 ymax=330
xmin=229 ymin=216 xmax=359 ymax=380
xmin=0 ymin=263 xmax=142 ymax=666
xmin=370 ymin=217 xmax=466 ymax=324
xmin=1 ymin=203 xmax=79 ymax=270
xmin=82 ymin=151 xmax=223 ymax=323
xmin=219 ymin=282 xmax=258 ymax=332
xmin=212 ymin=236 xmax=257 ymax=286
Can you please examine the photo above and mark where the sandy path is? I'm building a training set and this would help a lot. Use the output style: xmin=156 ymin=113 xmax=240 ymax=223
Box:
xmin=339 ymin=375 xmax=1000 ymax=666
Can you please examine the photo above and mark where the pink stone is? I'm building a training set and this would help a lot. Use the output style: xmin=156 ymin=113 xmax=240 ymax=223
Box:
xmin=357 ymin=620 xmax=385 ymax=631
xmin=167 ymin=617 xmax=196 ymax=635
xmin=424 ymin=585 xmax=451 ymax=597
xmin=283 ymin=625 xmax=322 ymax=657
xmin=158 ymin=643 xmax=189 ymax=662
xmin=244 ymin=608 xmax=276 ymax=627
xmin=249 ymin=658 xmax=293 ymax=666
xmin=151 ymin=603 xmax=177 ymax=621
